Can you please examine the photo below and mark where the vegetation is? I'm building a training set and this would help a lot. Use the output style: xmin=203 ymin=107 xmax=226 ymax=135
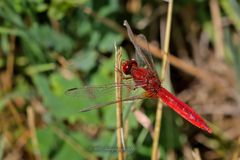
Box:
xmin=0 ymin=0 xmax=240 ymax=159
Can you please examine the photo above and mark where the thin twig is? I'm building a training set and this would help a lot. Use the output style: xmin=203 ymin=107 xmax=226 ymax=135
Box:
xmin=209 ymin=0 xmax=225 ymax=60
xmin=191 ymin=148 xmax=202 ymax=160
xmin=4 ymin=35 xmax=15 ymax=92
xmin=27 ymin=107 xmax=41 ymax=160
xmin=152 ymin=1 xmax=173 ymax=159
xmin=114 ymin=45 xmax=125 ymax=160
xmin=7 ymin=101 xmax=24 ymax=130
xmin=232 ymin=136 xmax=240 ymax=160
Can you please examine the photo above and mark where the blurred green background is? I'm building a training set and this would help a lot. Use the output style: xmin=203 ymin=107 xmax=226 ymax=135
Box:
xmin=0 ymin=0 xmax=240 ymax=159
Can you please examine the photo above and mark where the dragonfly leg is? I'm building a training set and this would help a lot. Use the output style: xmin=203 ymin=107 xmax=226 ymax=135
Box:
xmin=144 ymin=91 xmax=158 ymax=98
xmin=114 ymin=66 xmax=133 ymax=82
xmin=114 ymin=66 xmax=124 ymax=74
xmin=123 ymin=76 xmax=133 ymax=80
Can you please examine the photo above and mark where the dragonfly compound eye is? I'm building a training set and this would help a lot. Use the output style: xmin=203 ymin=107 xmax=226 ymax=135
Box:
xmin=122 ymin=61 xmax=132 ymax=75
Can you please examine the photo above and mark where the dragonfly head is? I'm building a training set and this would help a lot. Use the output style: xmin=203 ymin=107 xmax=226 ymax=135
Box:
xmin=122 ymin=59 xmax=138 ymax=75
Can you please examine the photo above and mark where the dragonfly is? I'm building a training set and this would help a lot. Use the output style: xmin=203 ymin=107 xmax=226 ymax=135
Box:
xmin=66 ymin=20 xmax=212 ymax=133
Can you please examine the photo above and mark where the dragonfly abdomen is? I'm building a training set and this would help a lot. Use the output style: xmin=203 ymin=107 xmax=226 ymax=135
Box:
xmin=157 ymin=87 xmax=212 ymax=133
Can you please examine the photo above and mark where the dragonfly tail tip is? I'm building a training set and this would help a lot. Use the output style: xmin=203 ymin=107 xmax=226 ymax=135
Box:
xmin=206 ymin=128 xmax=212 ymax=134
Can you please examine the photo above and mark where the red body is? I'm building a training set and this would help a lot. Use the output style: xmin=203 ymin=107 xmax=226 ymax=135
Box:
xmin=122 ymin=59 xmax=212 ymax=133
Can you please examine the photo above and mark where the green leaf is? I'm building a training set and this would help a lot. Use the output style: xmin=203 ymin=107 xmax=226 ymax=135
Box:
xmin=93 ymin=130 xmax=118 ymax=158
xmin=76 ymin=19 xmax=92 ymax=37
xmin=53 ymin=143 xmax=85 ymax=160
xmin=32 ymin=73 xmax=100 ymax=124
xmin=98 ymin=32 xmax=123 ymax=53
xmin=90 ymin=55 xmax=115 ymax=85
xmin=53 ymin=131 xmax=93 ymax=160
xmin=70 ymin=49 xmax=98 ymax=72
xmin=37 ymin=127 xmax=58 ymax=158
xmin=48 ymin=0 xmax=87 ymax=20
xmin=88 ymin=31 xmax=101 ymax=48
xmin=1 ymin=34 xmax=9 ymax=54
xmin=28 ymin=24 xmax=75 ymax=54
xmin=220 ymin=0 xmax=240 ymax=30
xmin=0 ymin=1 xmax=25 ymax=27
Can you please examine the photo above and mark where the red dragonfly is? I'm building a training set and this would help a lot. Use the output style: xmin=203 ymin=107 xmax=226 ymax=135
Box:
xmin=66 ymin=20 xmax=212 ymax=133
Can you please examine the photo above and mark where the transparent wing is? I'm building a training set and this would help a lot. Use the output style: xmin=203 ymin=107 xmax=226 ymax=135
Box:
xmin=135 ymin=34 xmax=157 ymax=73
xmin=65 ymin=80 xmax=148 ymax=112
xmin=65 ymin=80 xmax=147 ymax=98
xmin=79 ymin=94 xmax=146 ymax=112
xmin=123 ymin=20 xmax=158 ymax=76
xmin=66 ymin=83 xmax=130 ymax=98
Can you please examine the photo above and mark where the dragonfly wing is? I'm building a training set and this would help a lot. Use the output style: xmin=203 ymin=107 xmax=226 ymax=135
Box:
xmin=123 ymin=20 xmax=158 ymax=75
xmin=66 ymin=81 xmax=135 ymax=97
xmin=157 ymin=87 xmax=212 ymax=133
xmin=65 ymin=81 xmax=148 ymax=98
xmin=65 ymin=81 xmax=147 ymax=112
xmin=135 ymin=34 xmax=156 ymax=72
xmin=79 ymin=94 xmax=146 ymax=112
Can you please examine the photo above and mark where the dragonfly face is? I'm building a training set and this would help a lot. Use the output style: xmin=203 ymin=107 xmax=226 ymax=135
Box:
xmin=122 ymin=59 xmax=138 ymax=75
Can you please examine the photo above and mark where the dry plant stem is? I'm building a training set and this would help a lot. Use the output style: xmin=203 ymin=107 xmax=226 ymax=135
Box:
xmin=191 ymin=148 xmax=202 ymax=160
xmin=115 ymin=45 xmax=125 ymax=160
xmin=232 ymin=137 xmax=240 ymax=160
xmin=152 ymin=1 xmax=173 ymax=159
xmin=15 ymin=130 xmax=31 ymax=150
xmin=27 ymin=107 xmax=41 ymax=160
xmin=209 ymin=0 xmax=224 ymax=60
xmin=51 ymin=126 xmax=97 ymax=160
xmin=5 ymin=36 xmax=15 ymax=91
xmin=7 ymin=101 xmax=24 ymax=130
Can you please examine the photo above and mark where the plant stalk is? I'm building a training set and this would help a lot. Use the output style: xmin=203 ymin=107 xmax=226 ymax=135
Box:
xmin=151 ymin=0 xmax=174 ymax=159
